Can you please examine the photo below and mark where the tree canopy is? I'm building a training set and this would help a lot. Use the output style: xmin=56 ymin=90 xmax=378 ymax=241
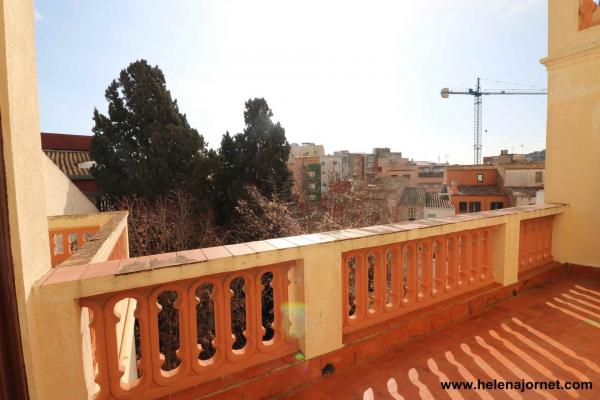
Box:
xmin=213 ymin=98 xmax=294 ymax=223
xmin=91 ymin=59 xmax=208 ymax=200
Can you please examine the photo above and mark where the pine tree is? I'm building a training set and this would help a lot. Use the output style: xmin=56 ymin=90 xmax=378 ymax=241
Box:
xmin=91 ymin=59 xmax=208 ymax=200
xmin=213 ymin=98 xmax=294 ymax=224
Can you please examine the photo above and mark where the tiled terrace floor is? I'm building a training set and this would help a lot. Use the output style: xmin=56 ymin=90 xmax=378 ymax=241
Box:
xmin=286 ymin=275 xmax=600 ymax=400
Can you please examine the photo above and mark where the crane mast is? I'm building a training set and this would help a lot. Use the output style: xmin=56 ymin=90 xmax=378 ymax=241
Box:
xmin=441 ymin=77 xmax=546 ymax=164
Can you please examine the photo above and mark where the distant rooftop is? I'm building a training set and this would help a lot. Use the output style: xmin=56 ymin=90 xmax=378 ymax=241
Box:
xmin=401 ymin=187 xmax=453 ymax=209
xmin=41 ymin=132 xmax=92 ymax=151
xmin=457 ymin=184 xmax=505 ymax=196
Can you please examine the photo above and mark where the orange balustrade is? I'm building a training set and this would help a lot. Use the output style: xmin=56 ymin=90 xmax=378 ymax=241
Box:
xmin=80 ymin=262 xmax=298 ymax=400
xmin=48 ymin=226 xmax=99 ymax=267
xmin=108 ymin=231 xmax=127 ymax=261
xmin=519 ymin=216 xmax=553 ymax=275
xmin=579 ymin=0 xmax=599 ymax=30
xmin=342 ymin=227 xmax=496 ymax=335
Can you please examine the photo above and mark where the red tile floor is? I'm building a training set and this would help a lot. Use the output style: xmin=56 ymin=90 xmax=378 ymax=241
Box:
xmin=285 ymin=275 xmax=600 ymax=400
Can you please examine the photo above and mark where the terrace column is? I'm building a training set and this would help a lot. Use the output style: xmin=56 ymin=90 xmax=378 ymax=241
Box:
xmin=299 ymin=243 xmax=344 ymax=358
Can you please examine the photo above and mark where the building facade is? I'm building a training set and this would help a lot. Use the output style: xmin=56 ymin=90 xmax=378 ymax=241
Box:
xmin=445 ymin=165 xmax=509 ymax=214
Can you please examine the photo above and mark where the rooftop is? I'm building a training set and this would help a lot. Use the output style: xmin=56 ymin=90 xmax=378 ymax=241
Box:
xmin=400 ymin=187 xmax=453 ymax=209
xmin=44 ymin=149 xmax=94 ymax=177
xmin=447 ymin=165 xmax=498 ymax=171
xmin=457 ymin=185 xmax=505 ymax=196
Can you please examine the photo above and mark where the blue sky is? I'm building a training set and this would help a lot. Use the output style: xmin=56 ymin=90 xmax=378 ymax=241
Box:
xmin=34 ymin=0 xmax=548 ymax=164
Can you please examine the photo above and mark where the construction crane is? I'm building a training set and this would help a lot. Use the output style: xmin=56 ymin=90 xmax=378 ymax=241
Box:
xmin=441 ymin=78 xmax=546 ymax=164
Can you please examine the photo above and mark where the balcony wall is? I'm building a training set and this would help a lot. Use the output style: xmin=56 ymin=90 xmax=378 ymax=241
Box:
xmin=33 ymin=203 xmax=565 ymax=399
xmin=543 ymin=0 xmax=600 ymax=268
xmin=47 ymin=211 xmax=128 ymax=267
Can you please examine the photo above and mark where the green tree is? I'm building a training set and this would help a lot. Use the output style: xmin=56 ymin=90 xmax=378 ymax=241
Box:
xmin=91 ymin=59 xmax=208 ymax=200
xmin=213 ymin=98 xmax=295 ymax=224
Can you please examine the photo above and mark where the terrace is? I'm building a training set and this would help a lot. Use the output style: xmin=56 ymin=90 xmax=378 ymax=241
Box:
xmin=37 ymin=203 xmax=588 ymax=399
xmin=2 ymin=1 xmax=600 ymax=400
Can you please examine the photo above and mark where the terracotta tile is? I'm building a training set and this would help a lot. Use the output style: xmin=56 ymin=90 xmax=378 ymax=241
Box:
xmin=265 ymin=238 xmax=297 ymax=249
xmin=43 ymin=264 xmax=87 ymax=284
xmin=300 ymin=233 xmax=338 ymax=243
xmin=118 ymin=256 xmax=150 ymax=274
xmin=408 ymin=316 xmax=432 ymax=338
xmin=80 ymin=259 xmax=121 ymax=280
xmin=284 ymin=235 xmax=316 ymax=246
xmin=319 ymin=344 xmax=356 ymax=374
xmin=358 ymin=226 xmax=390 ymax=234
xmin=186 ymin=378 xmax=224 ymax=398
xmin=224 ymin=243 xmax=256 ymax=256
xmin=149 ymin=252 xmax=181 ymax=269
xmin=246 ymin=240 xmax=277 ymax=253
xmin=381 ymin=323 xmax=409 ymax=348
xmin=450 ymin=302 xmax=469 ymax=323
xmin=431 ymin=310 xmax=452 ymax=331
xmin=176 ymin=248 xmax=207 ymax=264
xmin=201 ymin=246 xmax=232 ymax=260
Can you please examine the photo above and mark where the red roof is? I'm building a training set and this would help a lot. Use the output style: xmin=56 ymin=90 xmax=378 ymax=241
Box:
xmin=41 ymin=132 xmax=92 ymax=151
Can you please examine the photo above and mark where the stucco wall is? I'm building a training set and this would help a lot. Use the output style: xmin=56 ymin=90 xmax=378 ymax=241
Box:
xmin=451 ymin=195 xmax=510 ymax=214
xmin=0 ymin=1 xmax=53 ymax=398
xmin=445 ymin=168 xmax=498 ymax=186
xmin=543 ymin=0 xmax=600 ymax=267
xmin=504 ymin=169 xmax=544 ymax=187
xmin=424 ymin=207 xmax=455 ymax=219
xmin=42 ymin=153 xmax=97 ymax=216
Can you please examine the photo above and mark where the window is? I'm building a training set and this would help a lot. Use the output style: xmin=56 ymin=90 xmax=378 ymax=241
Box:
xmin=535 ymin=171 xmax=543 ymax=183
xmin=307 ymin=171 xmax=316 ymax=178
xmin=477 ymin=173 xmax=484 ymax=182
xmin=469 ymin=202 xmax=481 ymax=212
xmin=309 ymin=183 xmax=316 ymax=189
xmin=427 ymin=213 xmax=436 ymax=218
xmin=491 ymin=202 xmax=503 ymax=210
xmin=459 ymin=202 xmax=467 ymax=213
xmin=408 ymin=208 xmax=416 ymax=221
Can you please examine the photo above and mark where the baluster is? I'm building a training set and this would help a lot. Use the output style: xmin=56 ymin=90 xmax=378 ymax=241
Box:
xmin=344 ymin=253 xmax=363 ymax=324
xmin=175 ymin=284 xmax=191 ymax=377
xmin=405 ymin=242 xmax=417 ymax=305
xmin=457 ymin=235 xmax=466 ymax=286
xmin=471 ymin=232 xmax=481 ymax=282
xmin=536 ymin=219 xmax=543 ymax=264
xmin=544 ymin=217 xmax=553 ymax=261
xmin=189 ymin=278 xmax=225 ymax=374
xmin=389 ymin=246 xmax=402 ymax=309
xmin=432 ymin=237 xmax=446 ymax=297
xmin=446 ymin=235 xmax=458 ymax=292
xmin=420 ymin=240 xmax=432 ymax=301
xmin=149 ymin=285 xmax=186 ymax=385
xmin=528 ymin=220 xmax=536 ymax=266
xmin=519 ymin=222 xmax=526 ymax=269
xmin=484 ymin=228 xmax=493 ymax=280
xmin=80 ymin=299 xmax=111 ymax=400
xmin=355 ymin=250 xmax=367 ymax=321
xmin=256 ymin=267 xmax=283 ymax=352
xmin=366 ymin=249 xmax=385 ymax=316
